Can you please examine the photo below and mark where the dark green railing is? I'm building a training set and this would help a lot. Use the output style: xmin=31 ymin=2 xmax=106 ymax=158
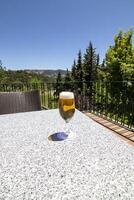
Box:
xmin=0 ymin=81 xmax=134 ymax=131
xmin=91 ymin=81 xmax=134 ymax=131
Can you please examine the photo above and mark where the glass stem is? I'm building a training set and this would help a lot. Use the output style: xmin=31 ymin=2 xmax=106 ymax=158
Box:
xmin=64 ymin=121 xmax=70 ymax=135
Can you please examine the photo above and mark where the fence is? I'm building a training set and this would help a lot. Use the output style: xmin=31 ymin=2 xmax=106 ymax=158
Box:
xmin=0 ymin=81 xmax=134 ymax=131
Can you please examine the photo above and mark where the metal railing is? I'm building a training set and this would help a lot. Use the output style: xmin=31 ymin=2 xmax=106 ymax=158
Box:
xmin=0 ymin=81 xmax=134 ymax=131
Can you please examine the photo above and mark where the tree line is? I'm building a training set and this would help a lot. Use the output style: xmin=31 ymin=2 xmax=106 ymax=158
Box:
xmin=56 ymin=29 xmax=134 ymax=92
xmin=55 ymin=29 xmax=134 ymax=126
xmin=0 ymin=63 xmax=55 ymax=85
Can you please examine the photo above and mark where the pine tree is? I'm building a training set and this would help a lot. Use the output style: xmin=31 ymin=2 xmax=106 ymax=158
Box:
xmin=0 ymin=60 xmax=2 ymax=68
xmin=71 ymin=60 xmax=77 ymax=80
xmin=82 ymin=42 xmax=99 ymax=109
xmin=64 ymin=69 xmax=72 ymax=90
xmin=55 ymin=72 xmax=63 ymax=95
xmin=101 ymin=59 xmax=105 ymax=68
xmin=97 ymin=54 xmax=100 ymax=66
xmin=71 ymin=60 xmax=77 ymax=90
xmin=83 ymin=42 xmax=98 ymax=94
xmin=83 ymin=42 xmax=98 ymax=87
xmin=76 ymin=50 xmax=83 ymax=91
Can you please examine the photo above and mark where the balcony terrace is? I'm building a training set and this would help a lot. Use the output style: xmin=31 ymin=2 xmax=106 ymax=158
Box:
xmin=0 ymin=81 xmax=134 ymax=199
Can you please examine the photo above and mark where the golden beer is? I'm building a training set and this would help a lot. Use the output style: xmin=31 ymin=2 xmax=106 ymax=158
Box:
xmin=59 ymin=92 xmax=75 ymax=122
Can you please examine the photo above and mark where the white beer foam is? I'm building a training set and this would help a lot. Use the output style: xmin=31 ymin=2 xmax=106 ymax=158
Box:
xmin=60 ymin=91 xmax=74 ymax=99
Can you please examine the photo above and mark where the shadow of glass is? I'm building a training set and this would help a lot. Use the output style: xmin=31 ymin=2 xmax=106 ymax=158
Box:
xmin=48 ymin=132 xmax=68 ymax=141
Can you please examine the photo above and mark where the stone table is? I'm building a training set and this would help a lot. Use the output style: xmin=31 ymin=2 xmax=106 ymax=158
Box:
xmin=0 ymin=109 xmax=134 ymax=200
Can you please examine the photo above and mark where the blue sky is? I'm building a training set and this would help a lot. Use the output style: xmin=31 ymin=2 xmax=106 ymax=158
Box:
xmin=0 ymin=0 xmax=134 ymax=70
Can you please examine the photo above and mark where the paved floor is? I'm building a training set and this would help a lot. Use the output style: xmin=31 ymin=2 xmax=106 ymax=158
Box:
xmin=1 ymin=109 xmax=134 ymax=199
xmin=85 ymin=112 xmax=134 ymax=147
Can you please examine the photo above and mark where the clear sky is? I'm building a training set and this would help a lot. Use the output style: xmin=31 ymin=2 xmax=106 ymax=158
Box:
xmin=0 ymin=0 xmax=134 ymax=70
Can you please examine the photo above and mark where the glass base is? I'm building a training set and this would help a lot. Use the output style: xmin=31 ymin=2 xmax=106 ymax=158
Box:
xmin=66 ymin=130 xmax=76 ymax=140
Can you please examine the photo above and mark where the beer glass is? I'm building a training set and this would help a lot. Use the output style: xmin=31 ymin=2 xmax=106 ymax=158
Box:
xmin=59 ymin=91 xmax=75 ymax=139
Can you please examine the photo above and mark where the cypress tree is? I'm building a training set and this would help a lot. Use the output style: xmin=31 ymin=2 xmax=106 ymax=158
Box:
xmin=71 ymin=60 xmax=77 ymax=82
xmin=83 ymin=42 xmax=98 ymax=109
xmin=55 ymin=72 xmax=63 ymax=95
xmin=97 ymin=54 xmax=100 ymax=66
xmin=64 ymin=69 xmax=72 ymax=90
xmin=76 ymin=50 xmax=83 ymax=91
xmin=83 ymin=42 xmax=98 ymax=91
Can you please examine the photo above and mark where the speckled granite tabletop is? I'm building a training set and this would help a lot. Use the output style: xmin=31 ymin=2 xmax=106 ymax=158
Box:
xmin=0 ymin=109 xmax=134 ymax=200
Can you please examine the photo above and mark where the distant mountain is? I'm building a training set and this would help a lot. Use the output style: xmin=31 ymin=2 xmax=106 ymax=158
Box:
xmin=25 ymin=69 xmax=67 ymax=77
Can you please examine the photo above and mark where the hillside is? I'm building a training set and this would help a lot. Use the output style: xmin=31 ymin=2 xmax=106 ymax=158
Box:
xmin=25 ymin=69 xmax=67 ymax=77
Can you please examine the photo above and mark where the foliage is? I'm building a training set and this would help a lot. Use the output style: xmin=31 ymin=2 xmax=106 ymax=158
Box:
xmin=0 ymin=61 xmax=7 ymax=83
xmin=71 ymin=60 xmax=77 ymax=82
xmin=55 ymin=72 xmax=63 ymax=95
xmin=0 ymin=67 xmax=54 ymax=85
xmin=106 ymin=29 xmax=134 ymax=82
xmin=105 ymin=29 xmax=134 ymax=121
xmin=63 ymin=69 xmax=72 ymax=90
xmin=83 ymin=42 xmax=98 ymax=85
xmin=76 ymin=50 xmax=83 ymax=90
